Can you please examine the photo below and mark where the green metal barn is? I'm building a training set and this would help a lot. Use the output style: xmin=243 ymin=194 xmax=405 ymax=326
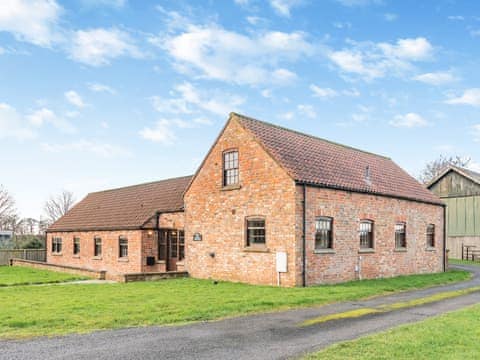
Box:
xmin=428 ymin=165 xmax=480 ymax=259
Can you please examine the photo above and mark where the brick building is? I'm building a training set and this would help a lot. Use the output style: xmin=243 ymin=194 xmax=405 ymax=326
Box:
xmin=47 ymin=176 xmax=191 ymax=280
xmin=47 ymin=113 xmax=445 ymax=286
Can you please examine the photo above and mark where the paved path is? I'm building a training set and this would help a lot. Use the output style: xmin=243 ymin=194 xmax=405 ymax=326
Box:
xmin=2 ymin=264 xmax=480 ymax=360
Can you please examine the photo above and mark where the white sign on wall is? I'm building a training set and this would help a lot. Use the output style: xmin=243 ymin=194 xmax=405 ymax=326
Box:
xmin=276 ymin=252 xmax=287 ymax=273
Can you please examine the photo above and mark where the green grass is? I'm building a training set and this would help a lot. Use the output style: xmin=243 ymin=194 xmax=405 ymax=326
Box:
xmin=0 ymin=266 xmax=89 ymax=286
xmin=305 ymin=303 xmax=480 ymax=360
xmin=0 ymin=269 xmax=469 ymax=339
xmin=449 ymin=258 xmax=480 ymax=266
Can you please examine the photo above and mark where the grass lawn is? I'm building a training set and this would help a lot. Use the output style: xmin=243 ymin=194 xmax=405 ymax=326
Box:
xmin=0 ymin=269 xmax=469 ymax=339
xmin=305 ymin=302 xmax=480 ymax=360
xmin=0 ymin=266 xmax=90 ymax=287
xmin=449 ymin=258 xmax=480 ymax=267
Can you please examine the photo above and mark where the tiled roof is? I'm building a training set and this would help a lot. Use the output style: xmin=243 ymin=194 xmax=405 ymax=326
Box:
xmin=48 ymin=175 xmax=193 ymax=232
xmin=234 ymin=113 xmax=443 ymax=205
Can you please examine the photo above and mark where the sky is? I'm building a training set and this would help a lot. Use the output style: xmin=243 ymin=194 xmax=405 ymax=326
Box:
xmin=1 ymin=0 xmax=480 ymax=219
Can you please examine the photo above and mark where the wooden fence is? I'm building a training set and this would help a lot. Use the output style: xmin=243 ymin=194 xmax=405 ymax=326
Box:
xmin=0 ymin=249 xmax=46 ymax=265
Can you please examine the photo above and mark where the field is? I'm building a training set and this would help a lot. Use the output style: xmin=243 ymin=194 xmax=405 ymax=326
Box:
xmin=306 ymin=302 xmax=480 ymax=360
xmin=0 ymin=267 xmax=469 ymax=339
xmin=0 ymin=266 xmax=89 ymax=286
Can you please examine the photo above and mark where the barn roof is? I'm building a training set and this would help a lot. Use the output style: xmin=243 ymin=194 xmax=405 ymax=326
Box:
xmin=48 ymin=175 xmax=193 ymax=232
xmin=234 ymin=113 xmax=443 ymax=206
xmin=427 ymin=165 xmax=480 ymax=189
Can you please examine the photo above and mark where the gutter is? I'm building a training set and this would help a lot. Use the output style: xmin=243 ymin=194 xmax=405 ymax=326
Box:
xmin=302 ymin=184 xmax=307 ymax=287
xmin=443 ymin=204 xmax=447 ymax=272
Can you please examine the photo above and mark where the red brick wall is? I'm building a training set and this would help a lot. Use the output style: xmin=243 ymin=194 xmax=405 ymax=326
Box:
xmin=46 ymin=230 xmax=143 ymax=277
xmin=185 ymin=117 xmax=298 ymax=286
xmin=298 ymin=185 xmax=444 ymax=285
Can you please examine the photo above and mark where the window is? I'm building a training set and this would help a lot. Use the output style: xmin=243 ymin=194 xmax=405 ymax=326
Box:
xmin=223 ymin=150 xmax=239 ymax=186
xmin=94 ymin=237 xmax=102 ymax=257
xmin=73 ymin=237 xmax=80 ymax=255
xmin=170 ymin=231 xmax=178 ymax=258
xmin=359 ymin=220 xmax=374 ymax=249
xmin=315 ymin=217 xmax=333 ymax=250
xmin=179 ymin=230 xmax=185 ymax=261
xmin=427 ymin=224 xmax=435 ymax=247
xmin=52 ymin=237 xmax=62 ymax=253
xmin=158 ymin=230 xmax=167 ymax=261
xmin=395 ymin=223 xmax=407 ymax=249
xmin=119 ymin=236 xmax=128 ymax=258
xmin=246 ymin=218 xmax=266 ymax=247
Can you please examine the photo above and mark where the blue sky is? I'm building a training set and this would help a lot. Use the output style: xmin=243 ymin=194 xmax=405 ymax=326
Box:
xmin=1 ymin=0 xmax=480 ymax=218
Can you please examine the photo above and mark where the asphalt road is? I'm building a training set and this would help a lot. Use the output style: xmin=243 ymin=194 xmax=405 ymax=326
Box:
xmin=2 ymin=264 xmax=480 ymax=360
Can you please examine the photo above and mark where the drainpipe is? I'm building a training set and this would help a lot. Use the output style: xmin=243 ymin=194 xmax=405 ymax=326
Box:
xmin=443 ymin=205 xmax=446 ymax=272
xmin=302 ymin=184 xmax=307 ymax=287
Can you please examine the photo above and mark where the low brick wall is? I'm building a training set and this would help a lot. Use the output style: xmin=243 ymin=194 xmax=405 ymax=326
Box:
xmin=122 ymin=271 xmax=188 ymax=283
xmin=10 ymin=258 xmax=106 ymax=280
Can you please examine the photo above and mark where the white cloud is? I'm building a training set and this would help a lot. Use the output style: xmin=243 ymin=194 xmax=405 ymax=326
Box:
xmin=193 ymin=117 xmax=213 ymax=126
xmin=269 ymin=0 xmax=302 ymax=17
xmin=297 ymin=104 xmax=316 ymax=118
xmin=155 ymin=24 xmax=313 ymax=85
xmin=27 ymin=107 xmax=75 ymax=133
xmin=279 ymin=111 xmax=295 ymax=120
xmin=139 ymin=119 xmax=176 ymax=144
xmin=328 ymin=37 xmax=434 ymax=81
xmin=88 ymin=82 xmax=116 ymax=94
xmin=343 ymin=88 xmax=361 ymax=97
xmin=0 ymin=103 xmax=36 ymax=140
xmin=448 ymin=15 xmax=465 ymax=21
xmin=151 ymin=82 xmax=245 ymax=117
xmin=64 ymin=90 xmax=86 ymax=108
xmin=246 ymin=16 xmax=267 ymax=26
xmin=333 ymin=21 xmax=352 ymax=29
xmin=68 ymin=28 xmax=142 ymax=66
xmin=446 ymin=88 xmax=480 ymax=107
xmin=310 ymin=85 xmax=338 ymax=98
xmin=413 ymin=71 xmax=457 ymax=85
xmin=261 ymin=89 xmax=272 ymax=98
xmin=389 ymin=113 xmax=429 ymax=128
xmin=0 ymin=0 xmax=62 ymax=47
xmin=378 ymin=37 xmax=433 ymax=61
xmin=174 ymin=82 xmax=244 ymax=116
xmin=471 ymin=29 xmax=480 ymax=38
xmin=41 ymin=140 xmax=130 ymax=158
xmin=384 ymin=13 xmax=397 ymax=21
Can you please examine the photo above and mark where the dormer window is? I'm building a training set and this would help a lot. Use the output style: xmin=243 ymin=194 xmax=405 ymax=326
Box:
xmin=223 ymin=150 xmax=239 ymax=186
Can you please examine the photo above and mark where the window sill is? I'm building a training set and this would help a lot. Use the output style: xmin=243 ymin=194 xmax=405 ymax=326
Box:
xmin=314 ymin=249 xmax=335 ymax=254
xmin=92 ymin=256 xmax=102 ymax=260
xmin=51 ymin=253 xmax=62 ymax=256
xmin=72 ymin=255 xmax=80 ymax=258
xmin=426 ymin=247 xmax=437 ymax=252
xmin=157 ymin=260 xmax=166 ymax=264
xmin=118 ymin=257 xmax=129 ymax=262
xmin=243 ymin=247 xmax=270 ymax=253
xmin=358 ymin=249 xmax=375 ymax=254
xmin=221 ymin=184 xmax=241 ymax=191
xmin=394 ymin=248 xmax=407 ymax=253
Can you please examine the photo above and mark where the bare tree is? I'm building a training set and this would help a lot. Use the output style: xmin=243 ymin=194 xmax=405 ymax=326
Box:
xmin=0 ymin=185 xmax=16 ymax=229
xmin=418 ymin=155 xmax=471 ymax=184
xmin=44 ymin=190 xmax=76 ymax=224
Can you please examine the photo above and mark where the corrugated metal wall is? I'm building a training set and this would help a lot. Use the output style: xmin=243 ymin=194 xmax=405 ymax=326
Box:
xmin=444 ymin=196 xmax=480 ymax=236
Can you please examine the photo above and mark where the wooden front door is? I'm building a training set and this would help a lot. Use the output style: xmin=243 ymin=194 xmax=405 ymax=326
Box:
xmin=159 ymin=229 xmax=185 ymax=272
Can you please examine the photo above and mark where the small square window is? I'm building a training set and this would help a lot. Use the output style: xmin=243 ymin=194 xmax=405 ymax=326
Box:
xmin=52 ymin=237 xmax=62 ymax=253
xmin=246 ymin=218 xmax=266 ymax=247
xmin=395 ymin=223 xmax=407 ymax=249
xmin=315 ymin=217 xmax=333 ymax=250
